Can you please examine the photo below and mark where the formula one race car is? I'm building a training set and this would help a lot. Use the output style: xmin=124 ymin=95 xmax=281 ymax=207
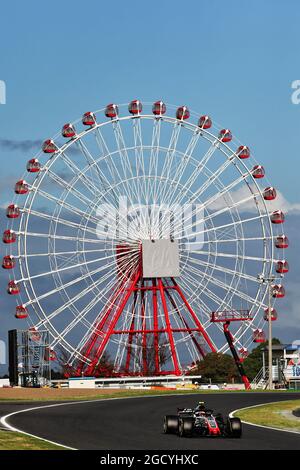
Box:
xmin=163 ymin=402 xmax=242 ymax=438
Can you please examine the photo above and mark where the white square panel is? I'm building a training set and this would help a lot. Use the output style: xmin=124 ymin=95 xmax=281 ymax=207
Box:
xmin=142 ymin=239 xmax=180 ymax=278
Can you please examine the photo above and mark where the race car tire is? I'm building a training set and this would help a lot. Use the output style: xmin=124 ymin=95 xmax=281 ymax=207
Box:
xmin=163 ymin=415 xmax=179 ymax=434
xmin=226 ymin=417 xmax=242 ymax=438
xmin=178 ymin=417 xmax=194 ymax=437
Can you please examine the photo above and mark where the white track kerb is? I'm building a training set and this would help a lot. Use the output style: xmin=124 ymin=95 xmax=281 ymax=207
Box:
xmin=1 ymin=395 xmax=300 ymax=450
xmin=230 ymin=401 xmax=300 ymax=435
xmin=0 ymin=392 xmax=204 ymax=450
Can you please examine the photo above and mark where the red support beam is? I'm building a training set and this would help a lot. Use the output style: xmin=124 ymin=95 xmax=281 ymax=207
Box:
xmin=163 ymin=281 xmax=206 ymax=359
xmin=171 ymin=278 xmax=216 ymax=353
xmin=85 ymin=270 xmax=141 ymax=376
xmin=157 ymin=279 xmax=181 ymax=375
xmin=152 ymin=279 xmax=160 ymax=375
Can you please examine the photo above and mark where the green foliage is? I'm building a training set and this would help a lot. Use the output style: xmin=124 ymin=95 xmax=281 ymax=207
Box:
xmin=188 ymin=352 xmax=239 ymax=383
xmin=243 ymin=337 xmax=281 ymax=381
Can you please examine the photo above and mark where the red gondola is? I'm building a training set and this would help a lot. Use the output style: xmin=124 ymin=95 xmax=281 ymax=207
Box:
xmin=15 ymin=305 xmax=28 ymax=319
xmin=276 ymin=260 xmax=289 ymax=273
xmin=218 ymin=129 xmax=232 ymax=142
xmin=275 ymin=235 xmax=289 ymax=249
xmin=128 ymin=100 xmax=142 ymax=115
xmin=29 ymin=327 xmax=41 ymax=342
xmin=42 ymin=139 xmax=57 ymax=153
xmin=237 ymin=145 xmax=250 ymax=159
xmin=3 ymin=230 xmax=16 ymax=244
xmin=105 ymin=104 xmax=119 ymax=118
xmin=62 ymin=123 xmax=76 ymax=138
xmin=253 ymin=329 xmax=266 ymax=343
xmin=272 ymin=284 xmax=285 ymax=298
xmin=7 ymin=281 xmax=20 ymax=295
xmin=263 ymin=187 xmax=277 ymax=201
xmin=45 ymin=348 xmax=56 ymax=361
xmin=252 ymin=165 xmax=265 ymax=179
xmin=82 ymin=111 xmax=97 ymax=126
xmin=198 ymin=115 xmax=212 ymax=129
xmin=271 ymin=210 xmax=285 ymax=224
xmin=152 ymin=101 xmax=166 ymax=116
xmin=6 ymin=204 xmax=20 ymax=219
xmin=238 ymin=347 xmax=249 ymax=358
xmin=15 ymin=180 xmax=29 ymax=195
xmin=176 ymin=106 xmax=190 ymax=120
xmin=2 ymin=255 xmax=15 ymax=269
xmin=27 ymin=158 xmax=41 ymax=173
xmin=263 ymin=307 xmax=278 ymax=321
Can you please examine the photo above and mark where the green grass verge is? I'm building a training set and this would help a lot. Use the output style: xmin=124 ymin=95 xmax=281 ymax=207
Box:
xmin=0 ymin=388 xmax=298 ymax=402
xmin=234 ymin=399 xmax=300 ymax=432
xmin=0 ymin=430 xmax=64 ymax=450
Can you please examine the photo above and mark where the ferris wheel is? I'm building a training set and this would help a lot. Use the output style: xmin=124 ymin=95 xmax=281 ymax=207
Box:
xmin=3 ymin=100 xmax=289 ymax=377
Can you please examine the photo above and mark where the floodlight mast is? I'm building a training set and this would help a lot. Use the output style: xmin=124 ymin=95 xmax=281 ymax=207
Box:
xmin=258 ymin=274 xmax=276 ymax=390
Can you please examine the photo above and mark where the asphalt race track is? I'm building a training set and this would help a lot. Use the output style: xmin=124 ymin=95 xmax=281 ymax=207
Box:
xmin=1 ymin=392 xmax=300 ymax=450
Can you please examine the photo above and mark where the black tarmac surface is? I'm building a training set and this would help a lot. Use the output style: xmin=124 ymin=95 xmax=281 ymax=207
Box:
xmin=1 ymin=392 xmax=300 ymax=450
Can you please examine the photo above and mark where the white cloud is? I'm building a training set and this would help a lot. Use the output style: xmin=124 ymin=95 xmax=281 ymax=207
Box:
xmin=207 ymin=185 xmax=300 ymax=214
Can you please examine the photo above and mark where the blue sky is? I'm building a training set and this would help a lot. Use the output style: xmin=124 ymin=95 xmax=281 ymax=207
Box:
xmin=0 ymin=0 xmax=300 ymax=372
xmin=0 ymin=0 xmax=300 ymax=200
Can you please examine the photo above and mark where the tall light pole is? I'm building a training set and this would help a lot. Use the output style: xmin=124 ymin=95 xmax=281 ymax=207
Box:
xmin=258 ymin=274 xmax=275 ymax=390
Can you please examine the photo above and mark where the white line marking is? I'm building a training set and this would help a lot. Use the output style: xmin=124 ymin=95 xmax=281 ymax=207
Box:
xmin=1 ymin=393 xmax=300 ymax=449
xmin=230 ymin=400 xmax=300 ymax=435
xmin=0 ymin=392 xmax=202 ymax=450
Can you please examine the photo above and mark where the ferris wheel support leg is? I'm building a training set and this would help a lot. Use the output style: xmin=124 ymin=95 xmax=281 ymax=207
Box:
xmin=140 ymin=280 xmax=148 ymax=375
xmin=171 ymin=278 xmax=217 ymax=354
xmin=163 ymin=282 xmax=206 ymax=359
xmin=75 ymin=280 xmax=127 ymax=376
xmin=152 ymin=279 xmax=160 ymax=375
xmin=86 ymin=271 xmax=141 ymax=376
xmin=158 ymin=279 xmax=181 ymax=376
xmin=124 ymin=291 xmax=137 ymax=374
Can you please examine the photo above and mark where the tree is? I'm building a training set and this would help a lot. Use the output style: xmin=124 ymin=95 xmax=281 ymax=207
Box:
xmin=243 ymin=337 xmax=281 ymax=381
xmin=128 ymin=333 xmax=172 ymax=376
xmin=188 ymin=352 xmax=239 ymax=383
xmin=55 ymin=346 xmax=115 ymax=377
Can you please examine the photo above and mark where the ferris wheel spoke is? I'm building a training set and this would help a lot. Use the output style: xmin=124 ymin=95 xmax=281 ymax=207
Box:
xmin=53 ymin=273 xmax=121 ymax=349
xmin=166 ymin=139 xmax=218 ymax=210
xmin=22 ymin=208 xmax=102 ymax=238
xmin=181 ymin=270 xmax=227 ymax=313
xmin=153 ymin=120 xmax=182 ymax=205
xmin=34 ymin=272 xmax=118 ymax=336
xmin=168 ymin=180 xmax=260 ymax=241
xmin=58 ymin=150 xmax=111 ymax=200
xmin=175 ymin=210 xmax=271 ymax=244
xmin=180 ymin=152 xmax=243 ymax=209
xmin=29 ymin=185 xmax=105 ymax=228
xmin=36 ymin=256 xmax=137 ymax=334
xmin=45 ymin=168 xmax=97 ymax=208
xmin=112 ymin=121 xmax=141 ymax=202
xmin=19 ymin=252 xmax=116 ymax=284
xmin=94 ymin=127 xmax=141 ymax=213
xmin=148 ymin=118 xmax=162 ymax=201
xmin=191 ymin=263 xmax=264 ymax=309
xmin=184 ymin=235 xmax=273 ymax=246
xmin=161 ymin=129 xmax=203 ymax=206
xmin=132 ymin=118 xmax=148 ymax=204
xmin=186 ymin=249 xmax=271 ymax=264
xmin=75 ymin=138 xmax=113 ymax=191
xmin=181 ymin=252 xmax=261 ymax=283
xmin=34 ymin=264 xmax=116 ymax=324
